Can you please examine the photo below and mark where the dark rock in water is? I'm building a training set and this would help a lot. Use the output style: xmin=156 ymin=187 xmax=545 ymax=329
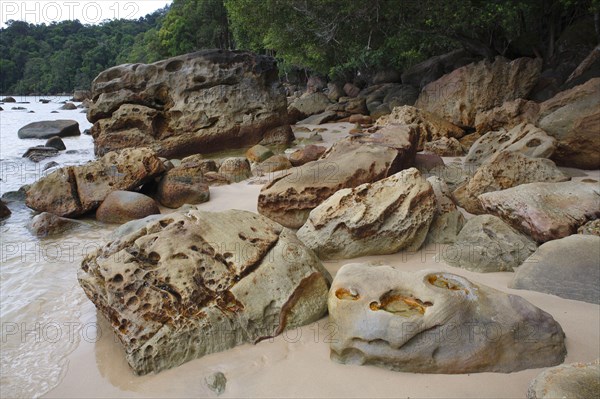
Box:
xmin=26 ymin=147 xmax=165 ymax=217
xmin=43 ymin=161 xmax=60 ymax=171
xmin=510 ymin=235 xmax=600 ymax=304
xmin=0 ymin=200 xmax=11 ymax=219
xmin=65 ymin=150 xmax=78 ymax=154
xmin=51 ymin=111 xmax=59 ymax=113
xmin=96 ymin=190 xmax=160 ymax=224
xmin=2 ymin=187 xmax=28 ymax=203
xmin=22 ymin=146 xmax=59 ymax=162
xmin=18 ymin=120 xmax=80 ymax=139
xmin=527 ymin=360 xmax=600 ymax=399
xmin=78 ymin=209 xmax=331 ymax=375
xmin=39 ymin=99 xmax=51 ymax=104
xmin=89 ymin=50 xmax=292 ymax=158
xmin=329 ymin=264 xmax=567 ymax=373
xmin=82 ymin=128 xmax=91 ymax=135
xmin=28 ymin=212 xmax=84 ymax=237
xmin=12 ymin=106 xmax=26 ymax=110
xmin=59 ymin=102 xmax=77 ymax=110
xmin=2 ymin=96 xmax=16 ymax=102
xmin=45 ymin=136 xmax=66 ymax=150
xmin=28 ymin=110 xmax=35 ymax=113
xmin=0 ymin=107 xmax=3 ymax=111
xmin=156 ymin=162 xmax=210 ymax=208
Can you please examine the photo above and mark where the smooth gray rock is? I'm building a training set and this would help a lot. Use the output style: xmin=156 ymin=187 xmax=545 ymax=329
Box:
xmin=329 ymin=264 xmax=566 ymax=373
xmin=18 ymin=120 xmax=80 ymax=139
xmin=22 ymin=146 xmax=59 ymax=162
xmin=44 ymin=136 xmax=66 ymax=150
xmin=510 ymin=235 xmax=600 ymax=304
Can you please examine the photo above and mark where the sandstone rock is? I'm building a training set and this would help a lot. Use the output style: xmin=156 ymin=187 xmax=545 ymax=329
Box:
xmin=26 ymin=147 xmax=165 ymax=217
xmin=297 ymin=168 xmax=435 ymax=259
xmin=96 ymin=190 xmax=160 ymax=223
xmin=578 ymin=219 xmax=600 ymax=236
xmin=401 ymin=49 xmax=478 ymax=88
xmin=306 ymin=75 xmax=326 ymax=93
xmin=72 ymin=90 xmax=91 ymax=102
xmin=376 ymin=105 xmax=464 ymax=150
xmin=425 ymin=177 xmax=465 ymax=244
xmin=537 ymin=77 xmax=600 ymax=169
xmin=258 ymin=140 xmax=410 ymax=228
xmin=22 ymin=146 xmax=59 ymax=162
xmin=458 ymin=133 xmax=481 ymax=150
xmin=415 ymin=57 xmax=542 ymax=127
xmin=45 ymin=136 xmax=66 ymax=150
xmin=474 ymin=99 xmax=540 ymax=135
xmin=181 ymin=155 xmax=218 ymax=174
xmin=527 ymin=359 xmax=600 ymax=399
xmin=297 ymin=111 xmax=337 ymax=125
xmin=335 ymin=96 xmax=368 ymax=115
xmin=257 ymin=154 xmax=292 ymax=174
xmin=443 ymin=215 xmax=537 ymax=272
xmin=28 ymin=212 xmax=85 ymax=237
xmin=0 ymin=200 xmax=11 ymax=219
xmin=381 ymin=85 xmax=419 ymax=109
xmin=245 ymin=145 xmax=274 ymax=163
xmin=60 ymin=102 xmax=77 ymax=110
xmin=414 ymin=153 xmax=445 ymax=173
xmin=203 ymin=172 xmax=231 ymax=186
xmin=326 ymin=83 xmax=344 ymax=102
xmin=343 ymin=83 xmax=360 ymax=98
xmin=78 ymin=209 xmax=331 ymax=374
xmin=424 ymin=137 xmax=464 ymax=156
xmin=288 ymin=93 xmax=331 ymax=123
xmin=288 ymin=145 xmax=326 ymax=167
xmin=348 ymin=124 xmax=419 ymax=162
xmin=157 ymin=162 xmax=210 ymax=208
xmin=454 ymin=151 xmax=570 ymax=214
xmin=429 ymin=162 xmax=472 ymax=191
xmin=18 ymin=120 xmax=80 ymax=139
xmin=89 ymin=50 xmax=292 ymax=157
xmin=329 ymin=264 xmax=566 ymax=373
xmin=464 ymin=123 xmax=556 ymax=168
xmin=218 ymin=157 xmax=251 ymax=183
xmin=479 ymin=180 xmax=600 ymax=243
xmin=348 ymin=114 xmax=372 ymax=125
xmin=510 ymin=235 xmax=600 ymax=304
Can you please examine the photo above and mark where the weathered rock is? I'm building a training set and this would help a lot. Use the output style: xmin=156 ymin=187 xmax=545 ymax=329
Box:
xmin=474 ymin=99 xmax=540 ymax=135
xmin=258 ymin=140 xmax=411 ymax=228
xmin=443 ymin=215 xmax=537 ymax=272
xmin=333 ymin=96 xmax=368 ymax=115
xmin=326 ymin=82 xmax=344 ymax=102
xmin=537 ymin=78 xmax=600 ymax=169
xmin=89 ymin=50 xmax=292 ymax=157
xmin=218 ymin=157 xmax=251 ymax=183
xmin=458 ymin=133 xmax=481 ymax=150
xmin=297 ymin=168 xmax=435 ymax=259
xmin=329 ymin=264 xmax=566 ymax=373
xmin=73 ymin=90 xmax=92 ymax=102
xmin=96 ymin=190 xmax=160 ymax=223
xmin=479 ymin=180 xmax=600 ymax=243
xmin=44 ymin=136 xmax=66 ymax=150
xmin=78 ymin=209 xmax=331 ymax=374
xmin=22 ymin=146 xmax=59 ymax=162
xmin=343 ymin=83 xmax=360 ymax=98
xmin=348 ymin=114 xmax=372 ymax=125
xmin=424 ymin=137 xmax=464 ymax=156
xmin=288 ymin=93 xmax=331 ymax=123
xmin=401 ymin=49 xmax=478 ymax=88
xmin=414 ymin=153 xmax=445 ymax=173
xmin=288 ymin=145 xmax=326 ymax=167
xmin=415 ymin=57 xmax=542 ymax=127
xmin=26 ymin=147 xmax=165 ymax=217
xmin=298 ymin=111 xmax=338 ymax=125
xmin=0 ymin=201 xmax=11 ymax=219
xmin=60 ymin=102 xmax=77 ymax=110
xmin=527 ymin=359 xmax=600 ymax=399
xmin=425 ymin=177 xmax=465 ymax=244
xmin=464 ymin=123 xmax=556 ymax=168
xmin=245 ymin=145 xmax=274 ymax=163
xmin=381 ymin=85 xmax=419 ymax=109
xmin=306 ymin=75 xmax=326 ymax=93
xmin=578 ymin=219 xmax=600 ymax=236
xmin=156 ymin=162 xmax=210 ymax=208
xmin=454 ymin=151 xmax=570 ymax=214
xmin=203 ymin=172 xmax=231 ymax=186
xmin=511 ymin=235 xmax=600 ymax=304
xmin=181 ymin=155 xmax=218 ymax=174
xmin=256 ymin=154 xmax=292 ymax=174
xmin=376 ymin=105 xmax=464 ymax=150
xmin=429 ymin=162 xmax=472 ymax=191
xmin=28 ymin=212 xmax=85 ymax=237
xmin=348 ymin=123 xmax=420 ymax=161
xmin=18 ymin=120 xmax=80 ymax=139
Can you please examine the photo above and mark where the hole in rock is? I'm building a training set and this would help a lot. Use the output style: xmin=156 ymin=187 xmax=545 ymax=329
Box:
xmin=370 ymin=291 xmax=432 ymax=316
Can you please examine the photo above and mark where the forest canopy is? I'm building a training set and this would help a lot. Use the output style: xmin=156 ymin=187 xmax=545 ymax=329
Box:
xmin=1 ymin=0 xmax=598 ymax=94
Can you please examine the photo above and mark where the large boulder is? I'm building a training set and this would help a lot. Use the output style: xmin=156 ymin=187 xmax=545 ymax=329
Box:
xmin=297 ymin=168 xmax=435 ymax=259
xmin=376 ymin=105 xmax=464 ymax=150
xmin=479 ymin=180 xmax=600 ymax=243
xmin=96 ymin=190 xmax=160 ymax=224
xmin=258 ymin=137 xmax=416 ymax=228
xmin=425 ymin=176 xmax=465 ymax=244
xmin=443 ymin=215 xmax=537 ymax=272
xmin=463 ymin=123 xmax=556 ymax=168
xmin=454 ymin=151 xmax=570 ymax=214
xmin=78 ymin=209 xmax=331 ymax=375
xmin=537 ymin=77 xmax=600 ymax=169
xmin=329 ymin=264 xmax=566 ymax=373
xmin=18 ymin=120 xmax=80 ymax=139
xmin=26 ymin=147 xmax=165 ymax=217
xmin=157 ymin=162 xmax=210 ymax=208
xmin=88 ymin=50 xmax=292 ymax=158
xmin=287 ymin=93 xmax=331 ymax=123
xmin=474 ymin=99 xmax=540 ymax=135
xmin=415 ymin=57 xmax=542 ymax=127
xmin=510 ymin=235 xmax=600 ymax=304
xmin=527 ymin=359 xmax=600 ymax=399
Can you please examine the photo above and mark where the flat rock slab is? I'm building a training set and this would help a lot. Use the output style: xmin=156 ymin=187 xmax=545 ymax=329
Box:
xmin=479 ymin=180 xmax=600 ymax=243
xmin=18 ymin=120 xmax=80 ymax=139
xmin=78 ymin=209 xmax=331 ymax=375
xmin=329 ymin=264 xmax=566 ymax=373
xmin=527 ymin=359 xmax=600 ymax=399
xmin=510 ymin=235 xmax=600 ymax=304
